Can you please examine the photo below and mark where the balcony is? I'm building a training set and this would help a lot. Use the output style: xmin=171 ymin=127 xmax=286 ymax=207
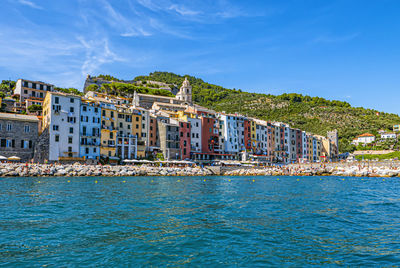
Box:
xmin=80 ymin=133 xmax=100 ymax=138
xmin=102 ymin=125 xmax=117 ymax=131
xmin=81 ymin=141 xmax=100 ymax=146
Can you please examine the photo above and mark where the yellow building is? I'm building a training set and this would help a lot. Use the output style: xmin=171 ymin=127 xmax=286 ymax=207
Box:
xmin=100 ymin=102 xmax=118 ymax=161
xmin=130 ymin=108 xmax=146 ymax=158
xmin=250 ymin=120 xmax=257 ymax=151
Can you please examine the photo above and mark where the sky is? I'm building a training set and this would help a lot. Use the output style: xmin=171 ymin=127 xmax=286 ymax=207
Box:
xmin=1 ymin=0 xmax=400 ymax=114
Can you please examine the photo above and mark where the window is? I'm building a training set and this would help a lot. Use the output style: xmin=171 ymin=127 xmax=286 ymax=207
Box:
xmin=32 ymin=83 xmax=36 ymax=89
xmin=70 ymin=107 xmax=74 ymax=113
xmin=120 ymin=122 xmax=123 ymax=128
xmin=55 ymin=97 xmax=59 ymax=104
xmin=93 ymin=148 xmax=96 ymax=153
xmin=85 ymin=148 xmax=89 ymax=154
xmin=136 ymin=117 xmax=139 ymax=122
xmin=69 ymin=127 xmax=74 ymax=134
xmin=24 ymin=89 xmax=28 ymax=94
xmin=7 ymin=124 xmax=12 ymax=131
xmin=110 ymin=133 xmax=113 ymax=139
xmin=0 ymin=139 xmax=5 ymax=147
xmin=68 ymin=146 xmax=72 ymax=152
xmin=94 ymin=108 xmax=98 ymax=113
xmin=83 ymin=106 xmax=87 ymax=112
xmin=110 ymin=111 xmax=114 ymax=118
xmin=67 ymin=117 xmax=76 ymax=123
xmin=29 ymin=140 xmax=32 ymax=149
xmin=136 ymin=124 xmax=139 ymax=129
xmin=68 ymin=137 xmax=73 ymax=144
xmin=53 ymin=125 xmax=59 ymax=131
xmin=70 ymin=98 xmax=74 ymax=103
xmin=102 ymin=110 xmax=106 ymax=116
xmin=55 ymin=135 xmax=59 ymax=142
xmin=24 ymin=125 xmax=30 ymax=133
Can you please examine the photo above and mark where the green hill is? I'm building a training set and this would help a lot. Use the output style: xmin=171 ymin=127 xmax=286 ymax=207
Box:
xmin=133 ymin=72 xmax=400 ymax=153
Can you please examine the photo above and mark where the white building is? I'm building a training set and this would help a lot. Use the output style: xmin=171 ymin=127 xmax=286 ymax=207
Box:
xmin=14 ymin=79 xmax=54 ymax=104
xmin=42 ymin=92 xmax=81 ymax=161
xmin=352 ymin=133 xmax=376 ymax=145
xmin=381 ymin=133 xmax=397 ymax=139
xmin=219 ymin=114 xmax=240 ymax=153
xmin=188 ymin=116 xmax=202 ymax=152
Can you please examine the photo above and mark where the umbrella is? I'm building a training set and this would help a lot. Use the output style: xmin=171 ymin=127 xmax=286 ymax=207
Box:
xmin=0 ymin=156 xmax=7 ymax=160
xmin=8 ymin=156 xmax=21 ymax=161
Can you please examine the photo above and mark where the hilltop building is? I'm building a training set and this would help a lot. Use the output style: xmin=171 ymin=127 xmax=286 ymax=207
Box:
xmin=352 ymin=133 xmax=375 ymax=146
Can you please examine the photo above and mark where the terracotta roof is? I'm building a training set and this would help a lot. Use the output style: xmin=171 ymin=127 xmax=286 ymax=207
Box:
xmin=357 ymin=133 xmax=375 ymax=137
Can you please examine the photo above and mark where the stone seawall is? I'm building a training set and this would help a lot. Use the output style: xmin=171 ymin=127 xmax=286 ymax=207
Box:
xmin=1 ymin=162 xmax=400 ymax=178
xmin=0 ymin=164 xmax=213 ymax=177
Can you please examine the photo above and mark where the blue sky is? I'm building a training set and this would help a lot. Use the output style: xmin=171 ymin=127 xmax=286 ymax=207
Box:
xmin=1 ymin=0 xmax=400 ymax=114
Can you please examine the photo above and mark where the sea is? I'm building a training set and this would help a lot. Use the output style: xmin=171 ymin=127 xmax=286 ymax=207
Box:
xmin=1 ymin=175 xmax=400 ymax=266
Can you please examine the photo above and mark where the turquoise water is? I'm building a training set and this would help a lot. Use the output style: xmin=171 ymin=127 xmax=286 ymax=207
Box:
xmin=1 ymin=176 xmax=400 ymax=266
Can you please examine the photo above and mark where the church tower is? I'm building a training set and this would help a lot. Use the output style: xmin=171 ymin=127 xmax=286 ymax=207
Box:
xmin=176 ymin=77 xmax=192 ymax=104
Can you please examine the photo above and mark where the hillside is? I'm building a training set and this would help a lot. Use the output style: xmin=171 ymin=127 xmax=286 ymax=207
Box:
xmin=133 ymin=72 xmax=400 ymax=153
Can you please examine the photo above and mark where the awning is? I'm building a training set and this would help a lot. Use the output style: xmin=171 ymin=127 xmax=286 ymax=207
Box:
xmin=8 ymin=156 xmax=21 ymax=161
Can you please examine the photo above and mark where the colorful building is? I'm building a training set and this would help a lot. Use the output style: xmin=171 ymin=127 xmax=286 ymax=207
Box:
xmin=42 ymin=92 xmax=82 ymax=162
xmin=79 ymin=98 xmax=101 ymax=161
xmin=100 ymin=101 xmax=118 ymax=161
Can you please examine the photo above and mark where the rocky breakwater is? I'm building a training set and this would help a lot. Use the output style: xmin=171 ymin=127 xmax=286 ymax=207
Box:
xmin=224 ymin=165 xmax=400 ymax=177
xmin=0 ymin=163 xmax=213 ymax=177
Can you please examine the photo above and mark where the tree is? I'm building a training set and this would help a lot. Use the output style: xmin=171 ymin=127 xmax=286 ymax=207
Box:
xmin=86 ymin=84 xmax=99 ymax=92
xmin=28 ymin=104 xmax=42 ymax=113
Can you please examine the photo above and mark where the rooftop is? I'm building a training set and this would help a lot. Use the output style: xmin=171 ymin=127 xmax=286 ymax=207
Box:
xmin=0 ymin=112 xmax=39 ymax=122
xmin=358 ymin=133 xmax=375 ymax=137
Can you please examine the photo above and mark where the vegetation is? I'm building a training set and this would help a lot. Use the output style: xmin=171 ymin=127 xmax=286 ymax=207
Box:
xmin=54 ymin=87 xmax=83 ymax=96
xmin=99 ymin=82 xmax=174 ymax=98
xmin=97 ymin=74 xmax=122 ymax=82
xmin=355 ymin=151 xmax=400 ymax=161
xmin=132 ymin=72 xmax=400 ymax=153
xmin=0 ymin=80 xmax=16 ymax=96
xmin=28 ymin=104 xmax=42 ymax=113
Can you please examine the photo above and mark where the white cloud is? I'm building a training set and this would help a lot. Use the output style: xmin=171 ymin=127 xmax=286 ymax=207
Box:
xmin=168 ymin=4 xmax=200 ymax=16
xmin=77 ymin=37 xmax=125 ymax=76
xmin=17 ymin=0 xmax=43 ymax=9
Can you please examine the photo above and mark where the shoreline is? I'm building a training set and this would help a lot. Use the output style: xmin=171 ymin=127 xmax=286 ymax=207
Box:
xmin=1 ymin=162 xmax=400 ymax=177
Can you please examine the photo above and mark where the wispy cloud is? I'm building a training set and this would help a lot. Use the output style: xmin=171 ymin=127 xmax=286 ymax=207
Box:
xmin=101 ymin=0 xmax=152 ymax=37
xmin=17 ymin=0 xmax=43 ymax=9
xmin=168 ymin=4 xmax=200 ymax=16
xmin=77 ymin=36 xmax=125 ymax=75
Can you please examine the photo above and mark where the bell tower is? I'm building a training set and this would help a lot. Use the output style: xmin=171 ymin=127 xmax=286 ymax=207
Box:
xmin=176 ymin=77 xmax=192 ymax=104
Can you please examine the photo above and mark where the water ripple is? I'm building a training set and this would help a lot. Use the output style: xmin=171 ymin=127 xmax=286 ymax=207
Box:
xmin=0 ymin=176 xmax=399 ymax=266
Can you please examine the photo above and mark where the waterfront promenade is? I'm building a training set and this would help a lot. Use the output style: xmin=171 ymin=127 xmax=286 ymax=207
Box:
xmin=1 ymin=161 xmax=400 ymax=177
